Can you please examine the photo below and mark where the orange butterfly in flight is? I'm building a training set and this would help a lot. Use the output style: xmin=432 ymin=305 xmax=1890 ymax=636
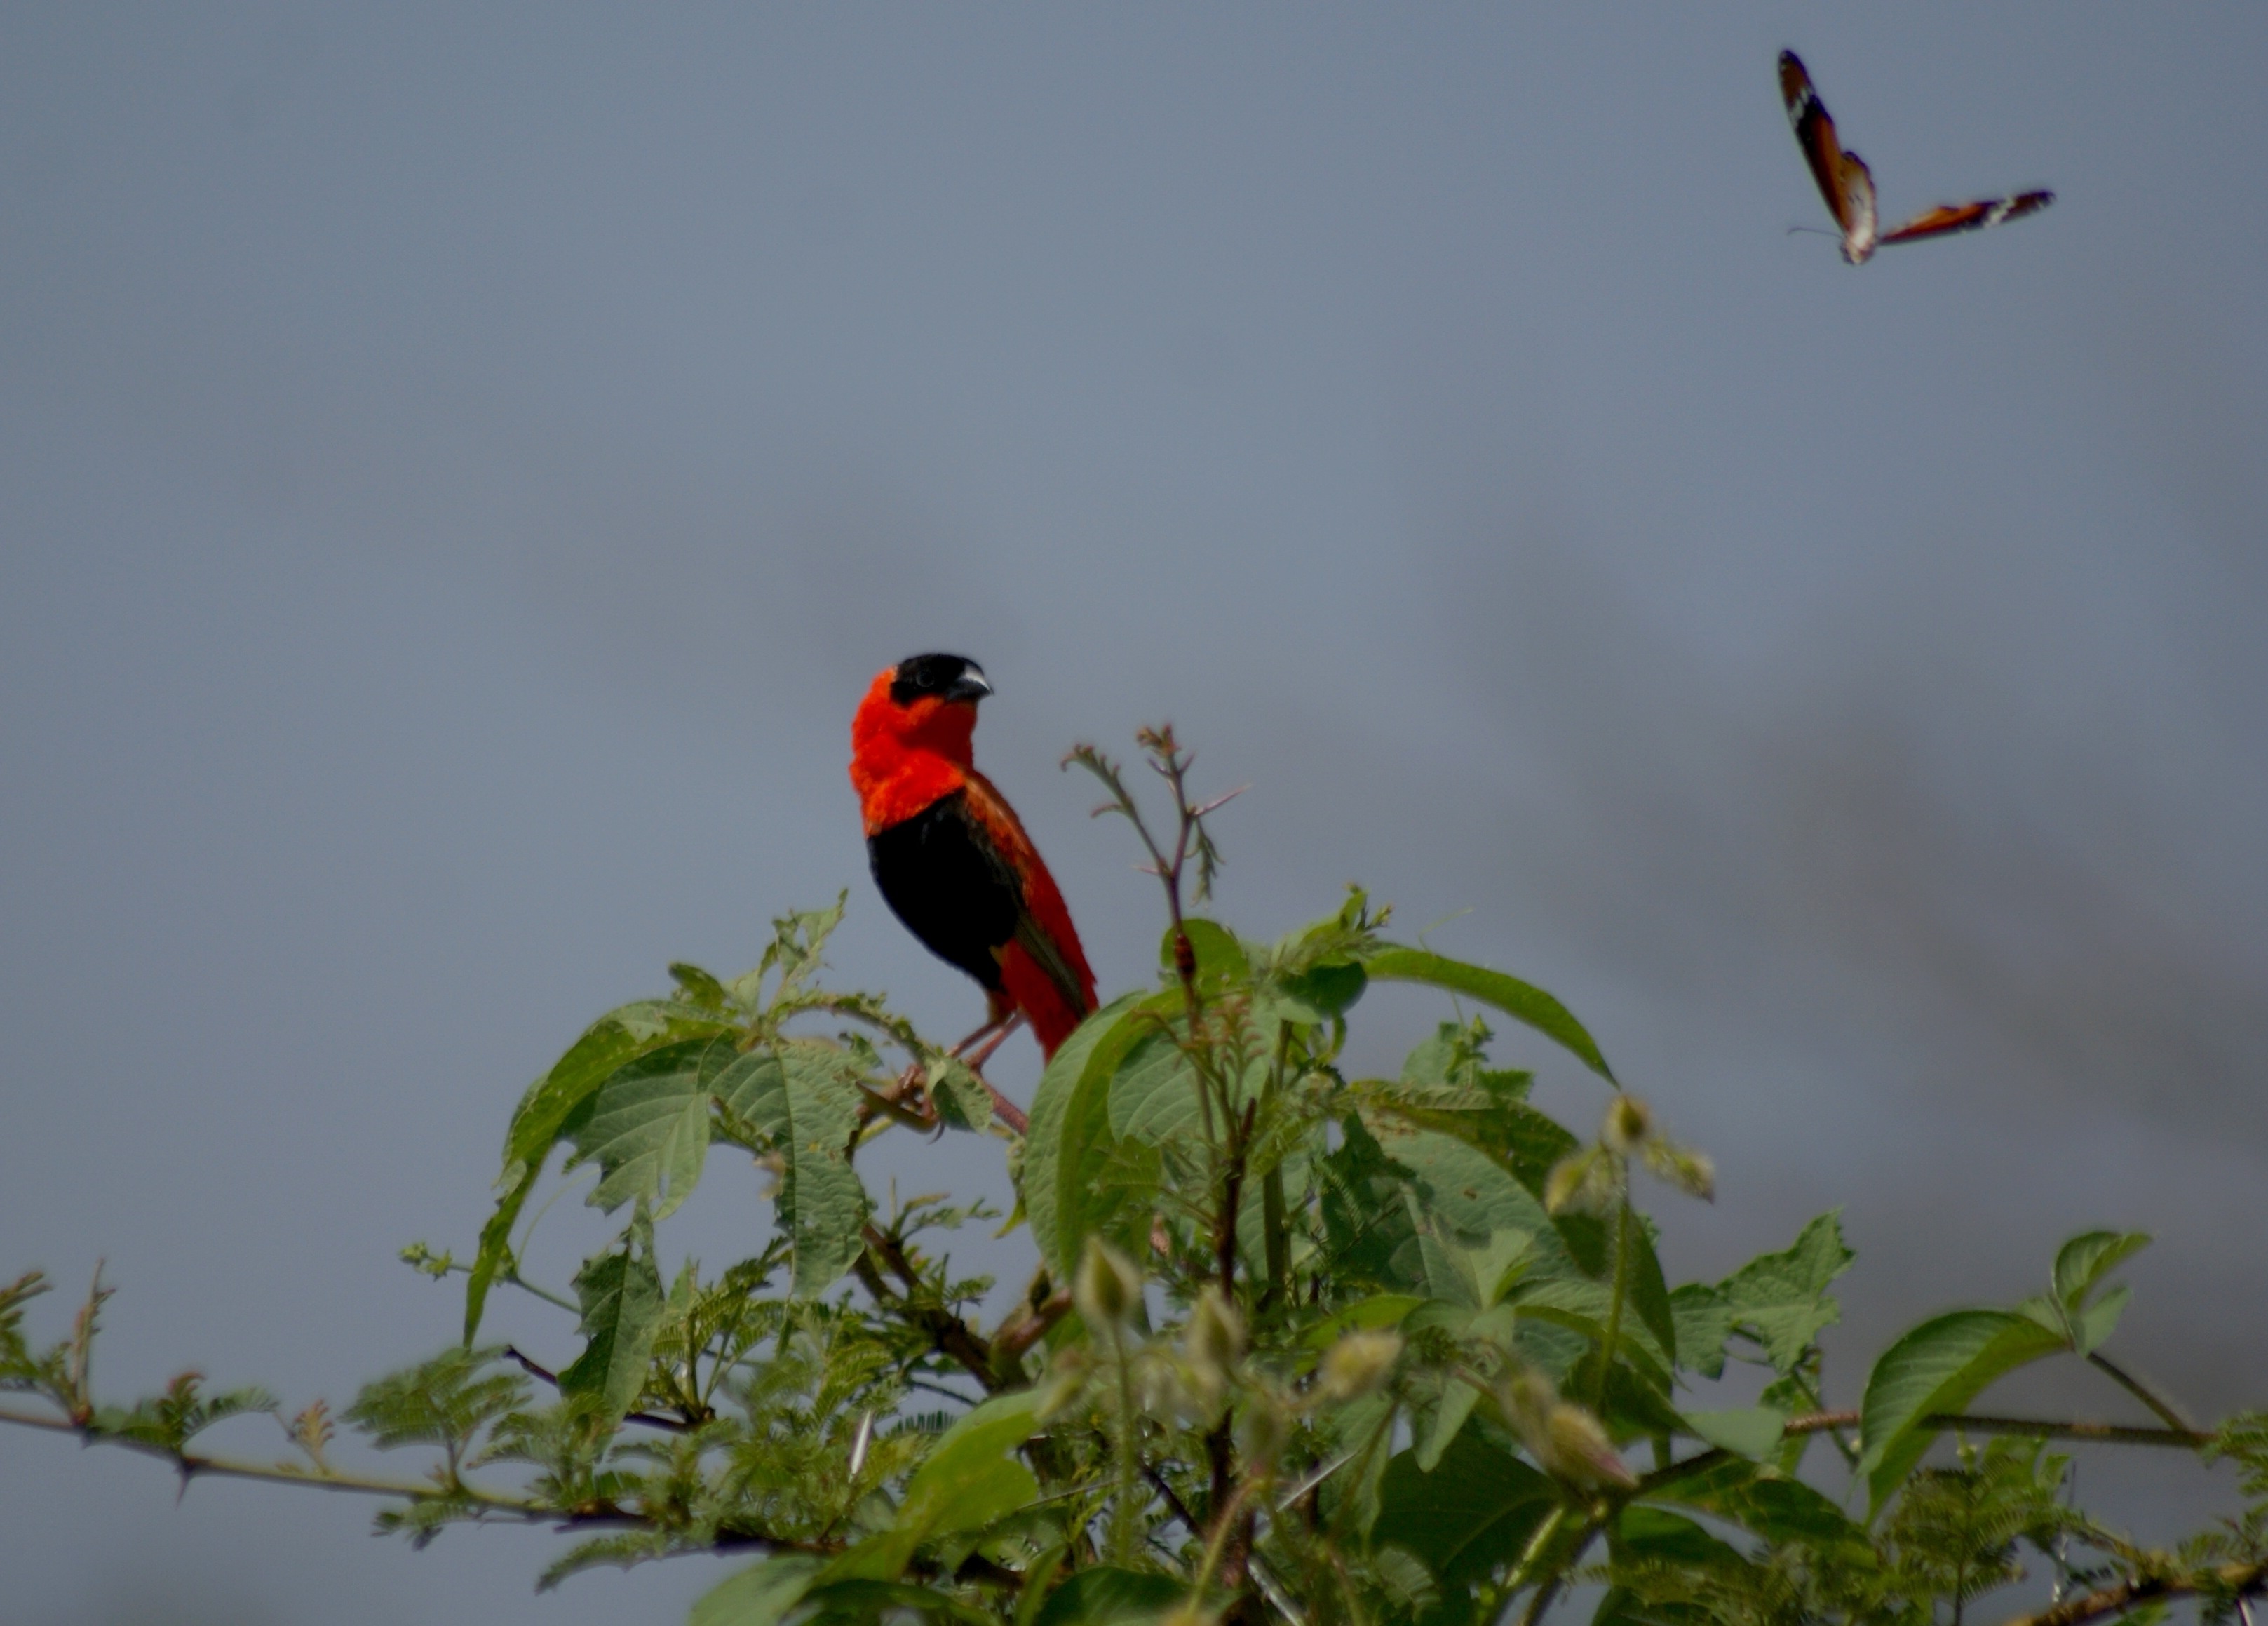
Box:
xmin=1778 ymin=50 xmax=2053 ymax=265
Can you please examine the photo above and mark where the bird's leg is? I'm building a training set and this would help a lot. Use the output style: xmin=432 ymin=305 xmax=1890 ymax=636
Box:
xmin=952 ymin=1013 xmax=1022 ymax=1070
xmin=941 ymin=1014 xmax=1030 ymax=1137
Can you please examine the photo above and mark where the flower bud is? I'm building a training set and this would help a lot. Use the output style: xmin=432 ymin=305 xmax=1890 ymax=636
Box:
xmin=1542 ymin=1401 xmax=1638 ymax=1489
xmin=1237 ymin=1392 xmax=1294 ymax=1470
xmin=1499 ymin=1369 xmax=1637 ymax=1490
xmin=1500 ymin=1368 xmax=1558 ymax=1441
xmin=1315 ymin=1329 xmax=1403 ymax=1404
xmin=1644 ymin=1139 xmax=1716 ymax=1202
xmin=1601 ymin=1094 xmax=1654 ymax=1153
xmin=1544 ymin=1148 xmax=1619 ymax=1216
xmin=1183 ymin=1288 xmax=1245 ymax=1396
xmin=1074 ymin=1236 xmax=1142 ymax=1336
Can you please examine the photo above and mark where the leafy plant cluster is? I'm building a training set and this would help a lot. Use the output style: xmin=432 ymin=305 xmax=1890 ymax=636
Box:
xmin=4 ymin=727 xmax=2266 ymax=1625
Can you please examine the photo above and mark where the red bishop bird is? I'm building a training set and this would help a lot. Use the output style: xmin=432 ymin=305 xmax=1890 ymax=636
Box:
xmin=849 ymin=653 xmax=1098 ymax=1061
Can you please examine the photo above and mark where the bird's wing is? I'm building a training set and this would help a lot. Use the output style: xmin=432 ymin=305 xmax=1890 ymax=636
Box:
xmin=958 ymin=772 xmax=1095 ymax=1020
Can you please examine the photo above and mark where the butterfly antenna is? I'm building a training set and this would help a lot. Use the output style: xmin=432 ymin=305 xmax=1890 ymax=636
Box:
xmin=1786 ymin=224 xmax=1840 ymax=238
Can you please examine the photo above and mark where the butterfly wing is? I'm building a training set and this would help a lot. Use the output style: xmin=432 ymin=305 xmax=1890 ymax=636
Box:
xmin=1837 ymin=152 xmax=1879 ymax=263
xmin=1778 ymin=52 xmax=1853 ymax=230
xmin=1880 ymin=189 xmax=2055 ymax=246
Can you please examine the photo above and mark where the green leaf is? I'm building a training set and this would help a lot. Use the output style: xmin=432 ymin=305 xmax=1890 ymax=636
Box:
xmin=2070 ymin=1283 xmax=2132 ymax=1358
xmin=667 ymin=961 xmax=734 ymax=1012
xmin=1026 ymin=993 xmax=1170 ymax=1277
xmin=1372 ymin=1427 xmax=1554 ymax=1590
xmin=847 ymin=1391 xmax=1042 ymax=1580
xmin=689 ymin=1553 xmax=826 ymax=1626
xmin=1365 ymin=946 xmax=1614 ymax=1083
xmin=1021 ymin=991 xmax=1145 ymax=1274
xmin=793 ymin=1579 xmax=997 ymax=1625
xmin=2052 ymin=1230 xmax=2150 ymax=1317
xmin=1609 ymin=1503 xmax=1750 ymax=1572
xmin=1160 ymin=916 xmax=1249 ymax=983
xmin=1856 ymin=1309 xmax=2069 ymax=1514
xmin=1513 ymin=1276 xmax=1673 ymax=1388
xmin=1715 ymin=1211 xmax=1854 ymax=1374
xmin=558 ymin=1239 xmax=665 ymax=1421
xmin=925 ymin=1057 xmax=999 ymax=1134
xmin=1680 ymin=1406 xmax=1788 ymax=1460
xmin=1363 ymin=1114 xmax=1553 ymax=1308
xmin=1278 ymin=959 xmax=1367 ymax=1020
xmin=1297 ymin=1294 xmax=1426 ymax=1358
xmin=465 ymin=1000 xmax=731 ymax=1341
xmin=1107 ymin=1026 xmax=1206 ymax=1145
xmin=567 ymin=1037 xmax=731 ymax=1221
xmin=1668 ymin=1284 xmax=1735 ymax=1380
xmin=346 ymin=1345 xmax=529 ymax=1455
xmin=1418 ymin=1373 xmax=1485 ymax=1472
xmin=1030 ymin=1566 xmax=1185 ymax=1626
xmin=718 ymin=1043 xmax=870 ymax=1296
xmin=1647 ymin=1455 xmax=1865 ymax=1552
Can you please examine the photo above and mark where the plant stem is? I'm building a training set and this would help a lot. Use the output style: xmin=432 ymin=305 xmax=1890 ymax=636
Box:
xmin=1110 ymin=1319 xmax=1140 ymax=1566
xmin=1515 ymin=1514 xmax=1604 ymax=1626
xmin=2086 ymin=1350 xmax=2194 ymax=1432
xmin=1591 ymin=1193 xmax=1633 ymax=1412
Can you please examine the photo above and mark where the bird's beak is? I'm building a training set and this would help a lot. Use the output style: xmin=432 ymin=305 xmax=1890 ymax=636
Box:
xmin=947 ymin=668 xmax=993 ymax=703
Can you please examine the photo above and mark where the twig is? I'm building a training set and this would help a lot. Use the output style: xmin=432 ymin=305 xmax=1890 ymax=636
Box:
xmin=854 ymin=1225 xmax=1001 ymax=1391
xmin=501 ymin=1346 xmax=691 ymax=1432
xmin=1145 ymin=1463 xmax=1201 ymax=1532
xmin=2085 ymin=1350 xmax=2195 ymax=1433
xmin=0 ymin=1402 xmax=585 ymax=1519
xmin=1997 ymin=1559 xmax=2268 ymax=1626
xmin=991 ymin=1286 xmax=1072 ymax=1364
xmin=1642 ymin=1409 xmax=2210 ymax=1499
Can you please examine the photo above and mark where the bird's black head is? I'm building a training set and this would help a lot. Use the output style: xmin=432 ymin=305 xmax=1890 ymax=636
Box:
xmin=890 ymin=652 xmax=993 ymax=707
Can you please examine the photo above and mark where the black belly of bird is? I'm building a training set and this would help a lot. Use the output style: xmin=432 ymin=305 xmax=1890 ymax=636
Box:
xmin=867 ymin=790 xmax=1020 ymax=993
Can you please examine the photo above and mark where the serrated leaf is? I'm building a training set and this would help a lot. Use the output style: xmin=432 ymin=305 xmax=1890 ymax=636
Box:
xmin=1668 ymin=1284 xmax=1734 ymax=1380
xmin=568 ymin=1037 xmax=731 ymax=1220
xmin=1856 ymin=1308 xmax=2069 ymax=1514
xmin=691 ymin=1552 xmax=828 ymax=1626
xmin=1106 ymin=1026 xmax=1203 ymax=1144
xmin=465 ymin=1000 xmax=731 ymax=1341
xmin=720 ymin=1043 xmax=870 ymax=1295
xmin=925 ymin=1057 xmax=997 ymax=1134
xmin=1365 ymin=946 xmax=1614 ymax=1083
xmin=558 ymin=1242 xmax=664 ymax=1421
xmin=1716 ymin=1211 xmax=1854 ymax=1374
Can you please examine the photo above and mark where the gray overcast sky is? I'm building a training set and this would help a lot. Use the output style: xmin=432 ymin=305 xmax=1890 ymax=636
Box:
xmin=4 ymin=6 xmax=2264 ymax=1622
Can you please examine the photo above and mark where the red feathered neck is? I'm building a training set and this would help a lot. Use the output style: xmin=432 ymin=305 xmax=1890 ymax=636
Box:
xmin=849 ymin=668 xmax=980 ymax=835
